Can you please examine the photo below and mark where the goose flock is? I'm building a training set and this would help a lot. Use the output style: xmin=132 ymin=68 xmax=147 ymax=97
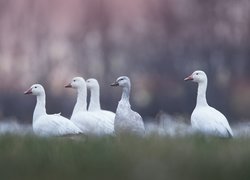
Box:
xmin=23 ymin=71 xmax=233 ymax=138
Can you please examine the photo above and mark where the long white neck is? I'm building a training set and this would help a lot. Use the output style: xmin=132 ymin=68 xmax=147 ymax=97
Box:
xmin=88 ymin=85 xmax=101 ymax=111
xmin=33 ymin=93 xmax=47 ymax=122
xmin=119 ymin=84 xmax=131 ymax=106
xmin=196 ymin=80 xmax=208 ymax=107
xmin=72 ymin=86 xmax=87 ymax=115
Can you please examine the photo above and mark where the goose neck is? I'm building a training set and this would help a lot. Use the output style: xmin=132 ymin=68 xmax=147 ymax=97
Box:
xmin=121 ymin=85 xmax=131 ymax=102
xmin=196 ymin=81 xmax=208 ymax=107
xmin=73 ymin=87 xmax=87 ymax=115
xmin=88 ymin=86 xmax=101 ymax=111
xmin=33 ymin=94 xmax=46 ymax=122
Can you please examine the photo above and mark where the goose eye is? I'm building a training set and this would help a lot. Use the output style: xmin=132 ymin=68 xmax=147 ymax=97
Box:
xmin=196 ymin=73 xmax=199 ymax=75
xmin=35 ymin=86 xmax=37 ymax=88
xmin=73 ymin=80 xmax=76 ymax=82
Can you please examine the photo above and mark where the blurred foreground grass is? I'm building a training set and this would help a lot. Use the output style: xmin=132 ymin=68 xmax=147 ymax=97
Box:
xmin=0 ymin=134 xmax=250 ymax=180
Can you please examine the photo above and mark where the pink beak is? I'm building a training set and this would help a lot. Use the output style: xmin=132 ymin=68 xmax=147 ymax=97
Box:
xmin=184 ymin=75 xmax=194 ymax=81
xmin=65 ymin=83 xmax=72 ymax=88
xmin=24 ymin=88 xmax=32 ymax=95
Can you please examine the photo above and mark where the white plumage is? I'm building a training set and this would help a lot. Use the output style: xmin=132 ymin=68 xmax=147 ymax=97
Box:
xmin=111 ymin=76 xmax=145 ymax=135
xmin=24 ymin=84 xmax=82 ymax=136
xmin=86 ymin=78 xmax=115 ymax=122
xmin=185 ymin=70 xmax=233 ymax=137
xmin=65 ymin=77 xmax=114 ymax=135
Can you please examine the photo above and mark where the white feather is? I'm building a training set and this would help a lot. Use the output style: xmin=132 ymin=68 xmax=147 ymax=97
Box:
xmin=25 ymin=84 xmax=82 ymax=136
xmin=112 ymin=76 xmax=145 ymax=135
xmin=186 ymin=71 xmax=233 ymax=137
xmin=67 ymin=77 xmax=114 ymax=135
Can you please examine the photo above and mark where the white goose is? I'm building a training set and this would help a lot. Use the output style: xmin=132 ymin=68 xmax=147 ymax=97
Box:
xmin=24 ymin=84 xmax=82 ymax=136
xmin=86 ymin=78 xmax=115 ymax=121
xmin=184 ymin=70 xmax=233 ymax=138
xmin=65 ymin=77 xmax=114 ymax=135
xmin=111 ymin=76 xmax=145 ymax=135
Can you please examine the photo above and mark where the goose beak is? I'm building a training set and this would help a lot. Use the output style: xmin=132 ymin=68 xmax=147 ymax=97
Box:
xmin=184 ymin=75 xmax=194 ymax=81
xmin=24 ymin=88 xmax=32 ymax=95
xmin=65 ymin=83 xmax=72 ymax=88
xmin=110 ymin=82 xmax=119 ymax=87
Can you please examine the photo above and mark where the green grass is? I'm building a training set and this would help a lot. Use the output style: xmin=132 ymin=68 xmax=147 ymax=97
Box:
xmin=0 ymin=134 xmax=250 ymax=180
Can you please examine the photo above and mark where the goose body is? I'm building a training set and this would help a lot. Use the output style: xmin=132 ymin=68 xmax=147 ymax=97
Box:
xmin=24 ymin=84 xmax=82 ymax=136
xmin=185 ymin=70 xmax=233 ymax=137
xmin=86 ymin=78 xmax=115 ymax=122
xmin=111 ymin=76 xmax=145 ymax=135
xmin=191 ymin=106 xmax=233 ymax=137
xmin=66 ymin=77 xmax=114 ymax=135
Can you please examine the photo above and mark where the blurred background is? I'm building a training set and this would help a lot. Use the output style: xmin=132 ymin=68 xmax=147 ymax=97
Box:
xmin=0 ymin=0 xmax=250 ymax=124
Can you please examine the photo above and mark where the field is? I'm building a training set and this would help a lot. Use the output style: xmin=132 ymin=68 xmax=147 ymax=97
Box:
xmin=0 ymin=134 xmax=250 ymax=180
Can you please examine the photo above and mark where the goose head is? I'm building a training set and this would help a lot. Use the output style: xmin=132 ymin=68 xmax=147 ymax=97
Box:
xmin=86 ymin=78 xmax=99 ymax=90
xmin=184 ymin=70 xmax=207 ymax=83
xmin=111 ymin=76 xmax=130 ymax=88
xmin=65 ymin=77 xmax=86 ymax=89
xmin=24 ymin=84 xmax=45 ymax=96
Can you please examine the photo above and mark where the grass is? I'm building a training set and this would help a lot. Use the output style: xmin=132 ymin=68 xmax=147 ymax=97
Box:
xmin=0 ymin=134 xmax=250 ymax=180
